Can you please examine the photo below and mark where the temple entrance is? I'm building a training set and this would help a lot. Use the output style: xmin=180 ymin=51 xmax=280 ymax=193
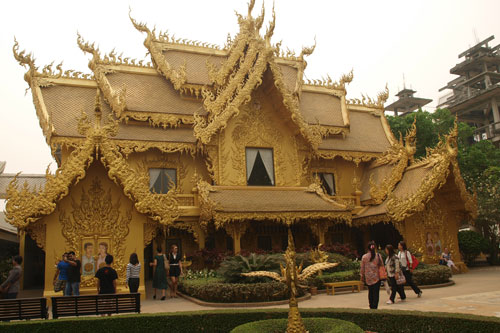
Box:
xmin=369 ymin=222 xmax=403 ymax=249
xmin=23 ymin=234 xmax=45 ymax=289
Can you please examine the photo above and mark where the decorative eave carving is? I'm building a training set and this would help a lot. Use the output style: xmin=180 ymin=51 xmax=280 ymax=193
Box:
xmin=314 ymin=150 xmax=381 ymax=166
xmin=5 ymin=92 xmax=180 ymax=230
xmin=123 ymin=112 xmax=195 ymax=129
xmin=212 ymin=211 xmax=352 ymax=229
xmin=50 ymin=137 xmax=198 ymax=157
xmin=386 ymin=122 xmax=477 ymax=221
xmin=347 ymin=84 xmax=389 ymax=110
xmin=368 ymin=118 xmax=417 ymax=204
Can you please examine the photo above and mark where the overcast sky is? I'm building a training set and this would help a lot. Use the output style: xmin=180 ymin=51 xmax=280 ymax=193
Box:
xmin=1 ymin=0 xmax=499 ymax=176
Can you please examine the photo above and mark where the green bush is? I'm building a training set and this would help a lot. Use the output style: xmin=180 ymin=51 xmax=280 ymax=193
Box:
xmin=307 ymin=270 xmax=360 ymax=289
xmin=179 ymin=279 xmax=305 ymax=303
xmin=458 ymin=230 xmax=491 ymax=265
xmin=231 ymin=318 xmax=363 ymax=333
xmin=217 ymin=253 xmax=284 ymax=283
xmin=411 ymin=264 xmax=451 ymax=285
xmin=2 ymin=308 xmax=500 ymax=333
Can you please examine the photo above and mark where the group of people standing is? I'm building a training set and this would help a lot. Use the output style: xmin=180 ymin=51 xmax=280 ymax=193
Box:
xmin=360 ymin=241 xmax=422 ymax=309
xmin=51 ymin=244 xmax=181 ymax=300
xmin=150 ymin=245 xmax=183 ymax=300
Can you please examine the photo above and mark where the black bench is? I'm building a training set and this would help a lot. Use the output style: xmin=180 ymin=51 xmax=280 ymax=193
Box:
xmin=51 ymin=293 xmax=140 ymax=319
xmin=0 ymin=297 xmax=48 ymax=321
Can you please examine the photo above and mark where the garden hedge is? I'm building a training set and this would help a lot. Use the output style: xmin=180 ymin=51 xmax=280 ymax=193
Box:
xmin=179 ymin=280 xmax=305 ymax=303
xmin=1 ymin=308 xmax=499 ymax=333
xmin=231 ymin=318 xmax=363 ymax=333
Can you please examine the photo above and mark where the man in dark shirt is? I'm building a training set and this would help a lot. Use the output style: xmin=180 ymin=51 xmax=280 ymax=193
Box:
xmin=95 ymin=254 xmax=118 ymax=294
xmin=66 ymin=251 xmax=81 ymax=296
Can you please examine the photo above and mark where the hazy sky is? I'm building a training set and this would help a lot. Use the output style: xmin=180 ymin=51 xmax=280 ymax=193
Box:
xmin=1 ymin=0 xmax=499 ymax=175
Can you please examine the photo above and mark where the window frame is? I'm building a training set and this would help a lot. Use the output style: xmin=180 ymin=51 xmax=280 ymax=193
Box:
xmin=312 ymin=170 xmax=337 ymax=196
xmin=149 ymin=168 xmax=177 ymax=194
xmin=245 ymin=147 xmax=276 ymax=186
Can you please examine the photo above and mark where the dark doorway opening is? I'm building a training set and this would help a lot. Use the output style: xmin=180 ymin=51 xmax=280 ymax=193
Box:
xmin=23 ymin=234 xmax=45 ymax=289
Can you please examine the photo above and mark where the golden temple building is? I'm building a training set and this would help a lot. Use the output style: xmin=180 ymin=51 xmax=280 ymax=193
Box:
xmin=6 ymin=2 xmax=476 ymax=297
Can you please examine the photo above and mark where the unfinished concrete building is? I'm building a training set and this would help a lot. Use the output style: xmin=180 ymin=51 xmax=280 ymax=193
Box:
xmin=439 ymin=36 xmax=500 ymax=146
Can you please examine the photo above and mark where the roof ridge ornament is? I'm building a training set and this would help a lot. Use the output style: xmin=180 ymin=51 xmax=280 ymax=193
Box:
xmin=129 ymin=8 xmax=187 ymax=90
xmin=77 ymin=32 xmax=128 ymax=118
xmin=347 ymin=84 xmax=389 ymax=109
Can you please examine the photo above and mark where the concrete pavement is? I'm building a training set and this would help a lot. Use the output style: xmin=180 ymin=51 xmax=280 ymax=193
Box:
xmin=138 ymin=266 xmax=500 ymax=317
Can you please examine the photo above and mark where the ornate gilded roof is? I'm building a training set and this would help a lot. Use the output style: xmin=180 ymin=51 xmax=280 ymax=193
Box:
xmin=354 ymin=123 xmax=477 ymax=222
xmin=197 ymin=182 xmax=351 ymax=227
xmin=13 ymin=1 xmax=395 ymax=156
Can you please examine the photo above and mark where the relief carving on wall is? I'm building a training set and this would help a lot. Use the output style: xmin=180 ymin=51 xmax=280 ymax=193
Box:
xmin=224 ymin=100 xmax=300 ymax=186
xmin=406 ymin=200 xmax=457 ymax=263
xmin=59 ymin=177 xmax=132 ymax=287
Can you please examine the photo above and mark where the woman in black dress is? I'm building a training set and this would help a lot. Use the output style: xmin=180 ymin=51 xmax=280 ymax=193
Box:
xmin=168 ymin=244 xmax=183 ymax=297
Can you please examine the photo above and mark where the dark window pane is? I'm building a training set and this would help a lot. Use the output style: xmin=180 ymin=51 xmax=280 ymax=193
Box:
xmin=247 ymin=148 xmax=274 ymax=186
xmin=149 ymin=168 xmax=176 ymax=194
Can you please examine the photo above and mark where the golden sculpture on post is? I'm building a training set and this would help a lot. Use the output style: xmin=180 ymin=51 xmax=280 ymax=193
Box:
xmin=243 ymin=227 xmax=338 ymax=333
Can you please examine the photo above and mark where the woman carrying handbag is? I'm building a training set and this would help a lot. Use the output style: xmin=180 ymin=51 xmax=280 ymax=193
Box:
xmin=360 ymin=241 xmax=384 ymax=309
xmin=385 ymin=244 xmax=406 ymax=304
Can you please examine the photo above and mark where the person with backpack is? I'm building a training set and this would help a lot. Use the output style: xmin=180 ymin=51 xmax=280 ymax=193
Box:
xmin=385 ymin=244 xmax=406 ymax=304
xmin=360 ymin=241 xmax=384 ymax=309
xmin=398 ymin=241 xmax=422 ymax=297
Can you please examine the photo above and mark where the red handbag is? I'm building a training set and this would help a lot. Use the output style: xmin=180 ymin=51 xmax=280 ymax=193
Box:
xmin=378 ymin=254 xmax=387 ymax=280
xmin=405 ymin=251 xmax=419 ymax=270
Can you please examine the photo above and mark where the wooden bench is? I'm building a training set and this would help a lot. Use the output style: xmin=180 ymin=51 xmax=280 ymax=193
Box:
xmin=0 ymin=297 xmax=48 ymax=321
xmin=51 ymin=293 xmax=140 ymax=319
xmin=324 ymin=281 xmax=363 ymax=295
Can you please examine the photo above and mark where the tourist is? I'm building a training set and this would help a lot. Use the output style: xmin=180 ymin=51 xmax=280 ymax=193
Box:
xmin=126 ymin=253 xmax=141 ymax=293
xmin=168 ymin=244 xmax=183 ymax=298
xmin=440 ymin=248 xmax=458 ymax=271
xmin=150 ymin=247 xmax=167 ymax=300
xmin=65 ymin=251 xmax=82 ymax=296
xmin=397 ymin=241 xmax=422 ymax=298
xmin=360 ymin=241 xmax=383 ymax=309
xmin=0 ymin=255 xmax=23 ymax=299
xmin=82 ymin=242 xmax=95 ymax=276
xmin=95 ymin=254 xmax=118 ymax=294
xmin=96 ymin=242 xmax=109 ymax=270
xmin=54 ymin=252 xmax=70 ymax=295
xmin=385 ymin=244 xmax=406 ymax=304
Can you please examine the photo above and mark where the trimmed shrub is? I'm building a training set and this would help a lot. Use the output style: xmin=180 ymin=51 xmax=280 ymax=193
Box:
xmin=458 ymin=230 xmax=491 ymax=265
xmin=179 ymin=279 xmax=305 ymax=303
xmin=1 ymin=308 xmax=500 ymax=333
xmin=411 ymin=264 xmax=451 ymax=285
xmin=231 ymin=318 xmax=363 ymax=333
xmin=307 ymin=270 xmax=360 ymax=289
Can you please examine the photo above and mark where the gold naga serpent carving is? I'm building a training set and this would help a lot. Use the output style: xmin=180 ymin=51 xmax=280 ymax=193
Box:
xmin=242 ymin=228 xmax=338 ymax=333
xmin=5 ymin=90 xmax=181 ymax=233
xmin=59 ymin=177 xmax=132 ymax=287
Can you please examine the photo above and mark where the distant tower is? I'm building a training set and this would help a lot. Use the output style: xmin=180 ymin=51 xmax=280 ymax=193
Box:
xmin=385 ymin=88 xmax=432 ymax=117
xmin=439 ymin=35 xmax=500 ymax=146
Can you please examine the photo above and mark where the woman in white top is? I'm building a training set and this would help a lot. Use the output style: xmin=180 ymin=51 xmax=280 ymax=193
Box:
xmin=126 ymin=253 xmax=141 ymax=293
xmin=397 ymin=241 xmax=422 ymax=297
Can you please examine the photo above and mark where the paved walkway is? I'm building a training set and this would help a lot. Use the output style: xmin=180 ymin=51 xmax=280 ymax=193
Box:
xmin=19 ymin=266 xmax=500 ymax=318
xmin=138 ymin=266 xmax=500 ymax=317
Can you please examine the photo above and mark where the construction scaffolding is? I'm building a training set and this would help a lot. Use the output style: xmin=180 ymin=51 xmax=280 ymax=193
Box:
xmin=439 ymin=35 xmax=500 ymax=146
